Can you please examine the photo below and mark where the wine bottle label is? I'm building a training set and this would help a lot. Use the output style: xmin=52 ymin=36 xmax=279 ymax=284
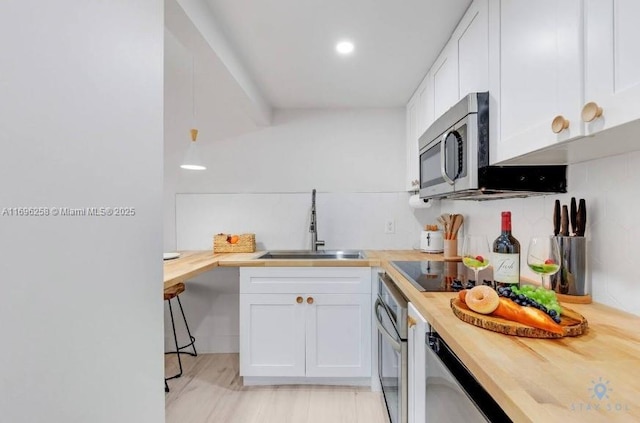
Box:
xmin=493 ymin=252 xmax=520 ymax=283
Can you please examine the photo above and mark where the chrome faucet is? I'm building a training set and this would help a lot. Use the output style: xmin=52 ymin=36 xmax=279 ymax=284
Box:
xmin=310 ymin=189 xmax=325 ymax=251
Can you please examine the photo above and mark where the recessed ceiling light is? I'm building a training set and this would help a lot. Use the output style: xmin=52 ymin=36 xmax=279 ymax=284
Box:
xmin=336 ymin=41 xmax=354 ymax=55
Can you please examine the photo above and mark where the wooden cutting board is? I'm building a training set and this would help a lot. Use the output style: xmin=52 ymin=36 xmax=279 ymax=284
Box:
xmin=450 ymin=298 xmax=588 ymax=338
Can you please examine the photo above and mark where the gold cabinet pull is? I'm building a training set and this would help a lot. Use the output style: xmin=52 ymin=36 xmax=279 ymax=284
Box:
xmin=306 ymin=297 xmax=314 ymax=305
xmin=551 ymin=115 xmax=570 ymax=133
xmin=296 ymin=296 xmax=303 ymax=304
xmin=581 ymin=101 xmax=603 ymax=122
xmin=407 ymin=316 xmax=417 ymax=328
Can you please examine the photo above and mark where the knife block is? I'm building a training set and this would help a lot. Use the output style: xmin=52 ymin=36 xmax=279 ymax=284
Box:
xmin=551 ymin=236 xmax=589 ymax=300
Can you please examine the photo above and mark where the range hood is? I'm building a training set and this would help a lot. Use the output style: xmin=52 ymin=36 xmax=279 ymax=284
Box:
xmin=438 ymin=165 xmax=568 ymax=201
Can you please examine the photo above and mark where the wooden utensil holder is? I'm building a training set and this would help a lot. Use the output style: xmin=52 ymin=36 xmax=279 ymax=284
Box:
xmin=443 ymin=239 xmax=458 ymax=260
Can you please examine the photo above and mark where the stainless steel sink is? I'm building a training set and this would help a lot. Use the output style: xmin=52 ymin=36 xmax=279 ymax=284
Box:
xmin=257 ymin=250 xmax=367 ymax=260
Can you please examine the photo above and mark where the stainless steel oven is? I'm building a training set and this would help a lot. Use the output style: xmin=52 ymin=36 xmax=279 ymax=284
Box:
xmin=375 ymin=272 xmax=408 ymax=423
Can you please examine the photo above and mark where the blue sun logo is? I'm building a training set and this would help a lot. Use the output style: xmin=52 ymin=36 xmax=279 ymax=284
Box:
xmin=589 ymin=377 xmax=611 ymax=401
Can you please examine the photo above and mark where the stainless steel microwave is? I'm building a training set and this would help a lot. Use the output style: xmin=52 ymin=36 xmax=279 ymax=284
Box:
xmin=418 ymin=92 xmax=567 ymax=200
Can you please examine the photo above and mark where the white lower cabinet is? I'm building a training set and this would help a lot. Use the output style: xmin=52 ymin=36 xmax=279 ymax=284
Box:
xmin=239 ymin=293 xmax=306 ymax=377
xmin=239 ymin=268 xmax=371 ymax=380
xmin=408 ymin=303 xmax=427 ymax=423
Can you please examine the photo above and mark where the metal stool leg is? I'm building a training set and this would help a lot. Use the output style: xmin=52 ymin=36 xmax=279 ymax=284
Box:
xmin=164 ymin=293 xmax=197 ymax=390
xmin=176 ymin=296 xmax=197 ymax=356
xmin=165 ymin=298 xmax=184 ymax=382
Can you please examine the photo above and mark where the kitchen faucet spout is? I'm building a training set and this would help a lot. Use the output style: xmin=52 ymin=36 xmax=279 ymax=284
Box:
xmin=310 ymin=189 xmax=325 ymax=251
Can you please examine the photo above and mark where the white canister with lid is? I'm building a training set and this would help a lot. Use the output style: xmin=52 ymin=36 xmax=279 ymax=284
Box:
xmin=420 ymin=230 xmax=444 ymax=253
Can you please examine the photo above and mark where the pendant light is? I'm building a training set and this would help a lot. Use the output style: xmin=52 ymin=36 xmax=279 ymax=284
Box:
xmin=180 ymin=129 xmax=206 ymax=170
xmin=180 ymin=57 xmax=206 ymax=170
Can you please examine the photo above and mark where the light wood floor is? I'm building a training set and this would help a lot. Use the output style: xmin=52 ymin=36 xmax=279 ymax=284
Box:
xmin=165 ymin=353 xmax=389 ymax=423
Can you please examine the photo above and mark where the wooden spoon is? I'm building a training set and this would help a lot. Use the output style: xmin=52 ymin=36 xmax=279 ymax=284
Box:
xmin=438 ymin=215 xmax=449 ymax=238
xmin=451 ymin=214 xmax=464 ymax=240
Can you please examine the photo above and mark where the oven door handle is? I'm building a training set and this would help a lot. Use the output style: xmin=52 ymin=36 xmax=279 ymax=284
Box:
xmin=374 ymin=298 xmax=402 ymax=352
xmin=440 ymin=131 xmax=455 ymax=185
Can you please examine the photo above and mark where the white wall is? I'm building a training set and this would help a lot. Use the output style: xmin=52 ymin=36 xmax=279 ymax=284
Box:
xmin=164 ymin=102 xmax=432 ymax=251
xmin=441 ymin=148 xmax=640 ymax=316
xmin=0 ymin=2 xmax=164 ymax=422
xmin=164 ymin=108 xmax=438 ymax=352
xmin=164 ymin=43 xmax=439 ymax=351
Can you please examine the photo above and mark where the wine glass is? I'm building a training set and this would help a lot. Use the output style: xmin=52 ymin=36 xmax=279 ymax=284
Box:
xmin=527 ymin=236 xmax=561 ymax=289
xmin=461 ymin=235 xmax=491 ymax=286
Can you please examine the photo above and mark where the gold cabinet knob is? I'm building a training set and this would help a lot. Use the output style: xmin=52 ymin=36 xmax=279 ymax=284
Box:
xmin=296 ymin=296 xmax=303 ymax=304
xmin=407 ymin=316 xmax=417 ymax=328
xmin=581 ymin=101 xmax=603 ymax=122
xmin=551 ymin=115 xmax=570 ymax=133
xmin=306 ymin=297 xmax=314 ymax=305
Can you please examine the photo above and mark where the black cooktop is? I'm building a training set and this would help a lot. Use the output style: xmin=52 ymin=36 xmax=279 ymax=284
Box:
xmin=390 ymin=260 xmax=493 ymax=292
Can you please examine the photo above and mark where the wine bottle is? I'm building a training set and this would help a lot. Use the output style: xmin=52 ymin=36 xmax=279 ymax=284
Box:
xmin=492 ymin=211 xmax=520 ymax=288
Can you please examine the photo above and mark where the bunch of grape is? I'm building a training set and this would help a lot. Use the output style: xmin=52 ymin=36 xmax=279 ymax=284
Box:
xmin=496 ymin=285 xmax=562 ymax=324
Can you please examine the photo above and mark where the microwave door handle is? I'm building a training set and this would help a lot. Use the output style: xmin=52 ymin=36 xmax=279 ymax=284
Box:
xmin=374 ymin=299 xmax=402 ymax=352
xmin=440 ymin=132 xmax=455 ymax=185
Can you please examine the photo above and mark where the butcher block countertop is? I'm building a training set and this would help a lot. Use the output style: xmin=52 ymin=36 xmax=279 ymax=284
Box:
xmin=163 ymin=249 xmax=440 ymax=288
xmin=380 ymin=258 xmax=640 ymax=423
xmin=165 ymin=249 xmax=640 ymax=421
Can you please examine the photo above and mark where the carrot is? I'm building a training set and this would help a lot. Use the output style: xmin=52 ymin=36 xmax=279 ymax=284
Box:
xmin=492 ymin=298 xmax=564 ymax=335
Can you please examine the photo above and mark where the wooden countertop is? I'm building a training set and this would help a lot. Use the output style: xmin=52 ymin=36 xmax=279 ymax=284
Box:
xmin=163 ymin=251 xmax=220 ymax=288
xmin=164 ymin=249 xmax=640 ymax=421
xmin=381 ymin=260 xmax=640 ymax=423
xmin=164 ymin=249 xmax=443 ymax=288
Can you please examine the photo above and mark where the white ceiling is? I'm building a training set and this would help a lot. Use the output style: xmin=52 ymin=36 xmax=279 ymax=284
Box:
xmin=205 ymin=0 xmax=472 ymax=108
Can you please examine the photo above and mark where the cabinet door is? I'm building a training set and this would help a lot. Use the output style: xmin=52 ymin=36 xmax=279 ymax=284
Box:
xmin=408 ymin=303 xmax=427 ymax=423
xmin=406 ymin=94 xmax=419 ymax=191
xmin=491 ymin=0 xmax=584 ymax=163
xmin=305 ymin=294 xmax=371 ymax=378
xmin=432 ymin=41 xmax=459 ymax=120
xmin=455 ymin=0 xmax=489 ymax=99
xmin=239 ymin=293 xmax=306 ymax=377
xmin=417 ymin=73 xmax=434 ymax=136
xmin=584 ymin=0 xmax=640 ymax=134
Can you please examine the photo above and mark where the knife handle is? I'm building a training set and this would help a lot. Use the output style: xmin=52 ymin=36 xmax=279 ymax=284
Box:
xmin=570 ymin=197 xmax=577 ymax=235
xmin=576 ymin=199 xmax=586 ymax=236
xmin=553 ymin=199 xmax=561 ymax=236
xmin=561 ymin=205 xmax=569 ymax=237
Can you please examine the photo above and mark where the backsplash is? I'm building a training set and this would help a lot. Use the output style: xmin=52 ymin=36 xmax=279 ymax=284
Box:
xmin=441 ymin=151 xmax=640 ymax=316
xmin=175 ymin=191 xmax=436 ymax=251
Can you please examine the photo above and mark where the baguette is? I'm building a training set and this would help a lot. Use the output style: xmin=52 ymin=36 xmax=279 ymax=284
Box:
xmin=492 ymin=298 xmax=564 ymax=335
xmin=459 ymin=290 xmax=564 ymax=335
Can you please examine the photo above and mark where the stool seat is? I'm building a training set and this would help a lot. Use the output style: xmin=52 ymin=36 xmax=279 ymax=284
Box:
xmin=164 ymin=283 xmax=185 ymax=301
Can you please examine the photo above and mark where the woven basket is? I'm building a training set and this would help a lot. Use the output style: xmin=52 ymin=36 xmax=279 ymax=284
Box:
xmin=213 ymin=233 xmax=256 ymax=253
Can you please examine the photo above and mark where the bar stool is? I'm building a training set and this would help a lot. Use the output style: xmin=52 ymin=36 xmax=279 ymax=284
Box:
xmin=164 ymin=283 xmax=197 ymax=392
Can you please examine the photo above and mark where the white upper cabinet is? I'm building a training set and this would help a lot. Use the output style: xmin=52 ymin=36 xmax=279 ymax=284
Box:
xmin=584 ymin=0 xmax=640 ymax=135
xmin=406 ymin=92 xmax=419 ymax=191
xmin=406 ymin=74 xmax=434 ymax=191
xmin=417 ymin=75 xmax=434 ymax=136
xmin=405 ymin=0 xmax=488 ymax=190
xmin=490 ymin=0 xmax=584 ymax=164
xmin=432 ymin=42 xmax=459 ymax=119
xmin=455 ymin=0 xmax=489 ymax=99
